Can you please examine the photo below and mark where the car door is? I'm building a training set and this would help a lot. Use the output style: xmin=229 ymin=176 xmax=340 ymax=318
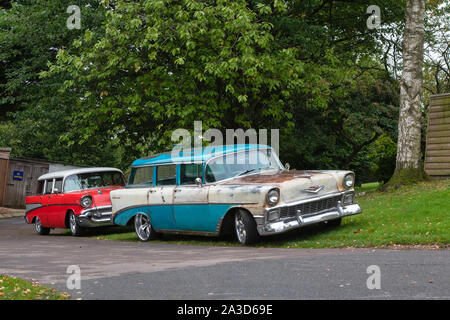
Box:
xmin=38 ymin=179 xmax=54 ymax=225
xmin=172 ymin=163 xmax=212 ymax=232
xmin=49 ymin=178 xmax=66 ymax=228
xmin=147 ymin=165 xmax=177 ymax=231
xmin=43 ymin=178 xmax=62 ymax=228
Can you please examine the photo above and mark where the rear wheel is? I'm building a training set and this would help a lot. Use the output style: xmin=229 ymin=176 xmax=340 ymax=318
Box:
xmin=234 ymin=210 xmax=259 ymax=245
xmin=69 ymin=212 xmax=84 ymax=236
xmin=134 ymin=213 xmax=159 ymax=242
xmin=35 ymin=217 xmax=50 ymax=235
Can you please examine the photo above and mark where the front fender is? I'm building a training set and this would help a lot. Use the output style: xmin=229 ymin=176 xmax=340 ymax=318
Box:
xmin=113 ymin=206 xmax=150 ymax=226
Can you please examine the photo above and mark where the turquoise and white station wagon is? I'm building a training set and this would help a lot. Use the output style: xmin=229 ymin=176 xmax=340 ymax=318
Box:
xmin=110 ymin=144 xmax=362 ymax=244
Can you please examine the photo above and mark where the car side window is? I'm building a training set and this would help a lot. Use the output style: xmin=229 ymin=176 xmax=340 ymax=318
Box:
xmin=131 ymin=166 xmax=154 ymax=185
xmin=180 ymin=164 xmax=203 ymax=185
xmin=156 ymin=165 xmax=176 ymax=186
xmin=205 ymin=164 xmax=227 ymax=183
xmin=44 ymin=179 xmax=53 ymax=194
xmin=53 ymin=178 xmax=63 ymax=193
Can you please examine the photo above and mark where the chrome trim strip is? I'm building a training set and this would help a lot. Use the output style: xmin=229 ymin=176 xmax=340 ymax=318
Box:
xmin=25 ymin=203 xmax=42 ymax=212
xmin=113 ymin=202 xmax=258 ymax=217
xmin=25 ymin=203 xmax=80 ymax=214
xmin=302 ymin=185 xmax=324 ymax=194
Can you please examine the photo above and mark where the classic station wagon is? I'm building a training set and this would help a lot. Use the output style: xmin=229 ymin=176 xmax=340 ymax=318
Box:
xmin=25 ymin=167 xmax=125 ymax=236
xmin=110 ymin=145 xmax=362 ymax=244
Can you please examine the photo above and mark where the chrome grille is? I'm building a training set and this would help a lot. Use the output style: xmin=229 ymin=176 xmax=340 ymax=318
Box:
xmin=279 ymin=195 xmax=342 ymax=218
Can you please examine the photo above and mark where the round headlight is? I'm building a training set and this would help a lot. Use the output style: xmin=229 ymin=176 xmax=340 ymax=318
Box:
xmin=343 ymin=174 xmax=355 ymax=189
xmin=80 ymin=195 xmax=92 ymax=208
xmin=267 ymin=188 xmax=280 ymax=205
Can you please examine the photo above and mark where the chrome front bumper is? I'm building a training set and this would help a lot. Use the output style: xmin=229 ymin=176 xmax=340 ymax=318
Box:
xmin=78 ymin=205 xmax=114 ymax=228
xmin=257 ymin=193 xmax=362 ymax=236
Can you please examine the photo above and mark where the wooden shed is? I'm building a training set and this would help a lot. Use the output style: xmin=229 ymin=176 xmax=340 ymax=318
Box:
xmin=424 ymin=93 xmax=450 ymax=178
xmin=0 ymin=149 xmax=85 ymax=208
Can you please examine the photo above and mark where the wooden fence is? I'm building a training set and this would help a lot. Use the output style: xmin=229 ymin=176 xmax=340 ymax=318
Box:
xmin=0 ymin=148 xmax=11 ymax=206
xmin=425 ymin=93 xmax=450 ymax=177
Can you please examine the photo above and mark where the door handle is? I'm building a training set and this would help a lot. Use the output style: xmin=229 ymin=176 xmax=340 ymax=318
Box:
xmin=147 ymin=189 xmax=156 ymax=199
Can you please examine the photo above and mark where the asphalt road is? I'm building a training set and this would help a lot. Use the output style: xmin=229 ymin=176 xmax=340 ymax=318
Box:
xmin=0 ymin=217 xmax=448 ymax=300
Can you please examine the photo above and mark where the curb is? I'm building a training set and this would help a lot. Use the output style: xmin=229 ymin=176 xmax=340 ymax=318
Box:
xmin=0 ymin=207 xmax=25 ymax=219
xmin=0 ymin=213 xmax=24 ymax=219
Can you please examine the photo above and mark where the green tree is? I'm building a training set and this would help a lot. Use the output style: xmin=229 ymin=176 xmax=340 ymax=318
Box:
xmin=2 ymin=0 xmax=410 ymax=180
xmin=47 ymin=0 xmax=309 ymax=157
xmin=0 ymin=1 xmax=112 ymax=165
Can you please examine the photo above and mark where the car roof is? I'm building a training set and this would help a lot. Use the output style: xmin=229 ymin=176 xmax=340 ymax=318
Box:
xmin=38 ymin=167 xmax=123 ymax=181
xmin=131 ymin=144 xmax=272 ymax=167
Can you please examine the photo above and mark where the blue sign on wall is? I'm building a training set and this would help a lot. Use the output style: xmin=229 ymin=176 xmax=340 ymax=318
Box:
xmin=13 ymin=170 xmax=24 ymax=181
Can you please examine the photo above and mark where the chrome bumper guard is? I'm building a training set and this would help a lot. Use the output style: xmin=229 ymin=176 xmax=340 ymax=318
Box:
xmin=258 ymin=192 xmax=362 ymax=236
xmin=78 ymin=205 xmax=114 ymax=228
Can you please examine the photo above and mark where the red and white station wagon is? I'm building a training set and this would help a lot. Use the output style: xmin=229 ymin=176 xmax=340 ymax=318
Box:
xmin=24 ymin=167 xmax=125 ymax=236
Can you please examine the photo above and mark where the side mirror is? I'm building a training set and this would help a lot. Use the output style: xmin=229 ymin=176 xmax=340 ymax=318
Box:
xmin=195 ymin=177 xmax=202 ymax=187
xmin=285 ymin=163 xmax=290 ymax=171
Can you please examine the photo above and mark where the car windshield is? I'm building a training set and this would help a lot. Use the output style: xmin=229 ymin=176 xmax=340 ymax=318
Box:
xmin=205 ymin=148 xmax=283 ymax=183
xmin=64 ymin=171 xmax=125 ymax=192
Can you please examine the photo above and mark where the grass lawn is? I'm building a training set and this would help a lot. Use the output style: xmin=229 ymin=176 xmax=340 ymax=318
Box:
xmin=355 ymin=181 xmax=381 ymax=193
xmin=0 ymin=275 xmax=69 ymax=300
xmin=88 ymin=179 xmax=450 ymax=249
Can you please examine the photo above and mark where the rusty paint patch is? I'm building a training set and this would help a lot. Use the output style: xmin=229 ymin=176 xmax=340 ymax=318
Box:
xmin=220 ymin=170 xmax=325 ymax=185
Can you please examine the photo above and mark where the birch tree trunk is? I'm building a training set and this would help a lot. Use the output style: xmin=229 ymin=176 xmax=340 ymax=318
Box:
xmin=395 ymin=0 xmax=426 ymax=171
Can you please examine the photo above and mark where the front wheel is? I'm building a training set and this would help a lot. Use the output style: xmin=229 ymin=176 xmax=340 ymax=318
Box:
xmin=35 ymin=217 xmax=50 ymax=235
xmin=134 ymin=213 xmax=159 ymax=242
xmin=69 ymin=212 xmax=84 ymax=236
xmin=234 ymin=210 xmax=259 ymax=245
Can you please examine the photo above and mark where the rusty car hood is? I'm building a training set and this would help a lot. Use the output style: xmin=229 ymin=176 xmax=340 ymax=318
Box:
xmin=220 ymin=170 xmax=341 ymax=202
xmin=220 ymin=170 xmax=333 ymax=184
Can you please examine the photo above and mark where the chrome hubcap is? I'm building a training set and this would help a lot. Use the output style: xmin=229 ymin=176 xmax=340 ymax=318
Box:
xmin=35 ymin=218 xmax=41 ymax=232
xmin=235 ymin=212 xmax=247 ymax=243
xmin=70 ymin=214 xmax=76 ymax=233
xmin=135 ymin=214 xmax=151 ymax=240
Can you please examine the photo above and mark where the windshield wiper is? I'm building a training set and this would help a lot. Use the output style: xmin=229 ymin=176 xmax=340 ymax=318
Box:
xmin=236 ymin=168 xmax=256 ymax=177
xmin=235 ymin=166 xmax=274 ymax=177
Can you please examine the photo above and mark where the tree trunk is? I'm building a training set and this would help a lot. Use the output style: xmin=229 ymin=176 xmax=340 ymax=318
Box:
xmin=395 ymin=0 xmax=425 ymax=171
